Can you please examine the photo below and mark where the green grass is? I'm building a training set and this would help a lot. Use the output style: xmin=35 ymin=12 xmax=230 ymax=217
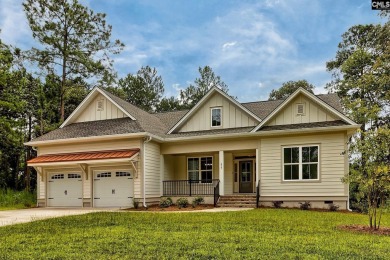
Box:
xmin=0 ymin=209 xmax=389 ymax=259
xmin=0 ymin=189 xmax=36 ymax=210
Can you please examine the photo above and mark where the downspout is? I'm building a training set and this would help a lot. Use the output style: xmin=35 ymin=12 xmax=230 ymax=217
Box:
xmin=347 ymin=183 xmax=352 ymax=211
xmin=143 ymin=136 xmax=152 ymax=208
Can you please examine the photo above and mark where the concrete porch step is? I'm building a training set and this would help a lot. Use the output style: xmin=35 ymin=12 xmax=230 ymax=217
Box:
xmin=218 ymin=195 xmax=257 ymax=208
xmin=217 ymin=204 xmax=256 ymax=208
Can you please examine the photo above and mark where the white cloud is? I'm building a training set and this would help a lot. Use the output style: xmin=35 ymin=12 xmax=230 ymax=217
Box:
xmin=222 ymin=41 xmax=237 ymax=50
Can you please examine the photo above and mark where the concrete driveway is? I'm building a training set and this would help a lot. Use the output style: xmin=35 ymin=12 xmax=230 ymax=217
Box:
xmin=0 ymin=208 xmax=118 ymax=227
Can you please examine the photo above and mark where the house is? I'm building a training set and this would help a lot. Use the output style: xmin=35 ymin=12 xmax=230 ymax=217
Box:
xmin=26 ymin=86 xmax=359 ymax=209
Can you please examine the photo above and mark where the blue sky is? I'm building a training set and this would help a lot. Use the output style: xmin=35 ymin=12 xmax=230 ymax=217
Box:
xmin=0 ymin=0 xmax=384 ymax=102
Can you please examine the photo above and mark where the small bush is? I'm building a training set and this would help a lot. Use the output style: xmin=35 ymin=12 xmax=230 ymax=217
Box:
xmin=177 ymin=198 xmax=189 ymax=209
xmin=0 ymin=189 xmax=36 ymax=208
xmin=133 ymin=198 xmax=140 ymax=209
xmin=272 ymin=201 xmax=283 ymax=208
xmin=192 ymin=197 xmax=205 ymax=207
xmin=299 ymin=201 xmax=311 ymax=210
xmin=159 ymin=197 xmax=173 ymax=208
xmin=328 ymin=203 xmax=339 ymax=212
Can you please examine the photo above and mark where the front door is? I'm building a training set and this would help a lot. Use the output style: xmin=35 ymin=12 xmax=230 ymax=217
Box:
xmin=239 ymin=161 xmax=253 ymax=193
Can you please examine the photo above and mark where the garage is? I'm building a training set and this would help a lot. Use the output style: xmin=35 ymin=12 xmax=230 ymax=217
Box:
xmin=93 ymin=170 xmax=134 ymax=208
xmin=47 ymin=173 xmax=83 ymax=207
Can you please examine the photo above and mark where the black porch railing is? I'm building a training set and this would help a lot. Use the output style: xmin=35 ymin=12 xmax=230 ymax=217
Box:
xmin=163 ymin=179 xmax=220 ymax=196
xmin=256 ymin=180 xmax=261 ymax=208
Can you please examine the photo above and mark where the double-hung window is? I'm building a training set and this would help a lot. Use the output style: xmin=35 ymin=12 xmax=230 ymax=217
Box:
xmin=283 ymin=145 xmax=319 ymax=181
xmin=188 ymin=157 xmax=213 ymax=183
xmin=211 ymin=107 xmax=222 ymax=127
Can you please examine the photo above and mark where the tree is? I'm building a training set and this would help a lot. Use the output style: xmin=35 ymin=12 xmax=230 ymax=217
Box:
xmin=23 ymin=0 xmax=124 ymax=121
xmin=346 ymin=128 xmax=390 ymax=230
xmin=268 ymin=80 xmax=315 ymax=100
xmin=180 ymin=66 xmax=229 ymax=108
xmin=156 ymin=96 xmax=182 ymax=112
xmin=327 ymin=13 xmax=390 ymax=229
xmin=119 ymin=66 xmax=164 ymax=112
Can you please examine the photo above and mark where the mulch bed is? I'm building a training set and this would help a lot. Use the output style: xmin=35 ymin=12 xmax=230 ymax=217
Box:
xmin=338 ymin=224 xmax=390 ymax=236
xmin=124 ymin=204 xmax=215 ymax=212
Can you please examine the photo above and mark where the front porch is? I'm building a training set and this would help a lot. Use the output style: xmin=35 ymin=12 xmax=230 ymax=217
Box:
xmin=161 ymin=148 xmax=261 ymax=207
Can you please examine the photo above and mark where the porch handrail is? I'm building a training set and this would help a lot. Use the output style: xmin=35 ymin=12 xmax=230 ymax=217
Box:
xmin=163 ymin=179 xmax=219 ymax=196
xmin=214 ymin=180 xmax=220 ymax=207
xmin=256 ymin=180 xmax=261 ymax=208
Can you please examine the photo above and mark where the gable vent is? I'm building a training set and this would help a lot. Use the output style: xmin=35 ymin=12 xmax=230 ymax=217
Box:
xmin=297 ymin=103 xmax=305 ymax=115
xmin=97 ymin=99 xmax=104 ymax=111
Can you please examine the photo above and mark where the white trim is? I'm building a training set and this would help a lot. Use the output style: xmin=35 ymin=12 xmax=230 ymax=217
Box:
xmin=251 ymin=87 xmax=357 ymax=132
xmin=211 ymin=107 xmax=222 ymax=127
xmin=167 ymin=87 xmax=261 ymax=134
xmin=219 ymin=151 xmax=224 ymax=196
xmin=282 ymin=145 xmax=320 ymax=181
xmin=60 ymin=87 xmax=136 ymax=128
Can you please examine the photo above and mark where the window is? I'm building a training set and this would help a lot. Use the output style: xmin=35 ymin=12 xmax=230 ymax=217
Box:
xmin=116 ymin=171 xmax=131 ymax=177
xmin=68 ymin=174 xmax=81 ymax=179
xmin=51 ymin=174 xmax=64 ymax=179
xmin=211 ymin=107 xmax=222 ymax=127
xmin=283 ymin=145 xmax=319 ymax=181
xmin=188 ymin=157 xmax=213 ymax=183
xmin=97 ymin=172 xmax=111 ymax=178
xmin=97 ymin=99 xmax=104 ymax=111
xmin=296 ymin=103 xmax=305 ymax=115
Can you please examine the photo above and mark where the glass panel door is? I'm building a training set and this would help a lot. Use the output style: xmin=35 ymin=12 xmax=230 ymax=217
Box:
xmin=239 ymin=161 xmax=253 ymax=193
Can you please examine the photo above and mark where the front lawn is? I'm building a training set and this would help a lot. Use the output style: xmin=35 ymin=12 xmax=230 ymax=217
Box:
xmin=0 ymin=209 xmax=389 ymax=259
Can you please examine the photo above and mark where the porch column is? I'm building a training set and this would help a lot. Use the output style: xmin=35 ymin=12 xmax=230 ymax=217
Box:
xmin=256 ymin=148 xmax=259 ymax=187
xmin=219 ymin=150 xmax=225 ymax=196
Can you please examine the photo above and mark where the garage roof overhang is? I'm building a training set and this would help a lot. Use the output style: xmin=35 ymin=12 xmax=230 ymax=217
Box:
xmin=27 ymin=149 xmax=140 ymax=167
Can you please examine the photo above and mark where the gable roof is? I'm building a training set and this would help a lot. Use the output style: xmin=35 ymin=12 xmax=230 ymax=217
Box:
xmin=27 ymin=86 xmax=358 ymax=145
xmin=166 ymin=87 xmax=262 ymax=134
xmin=251 ymin=87 xmax=356 ymax=132
xmin=60 ymin=87 xmax=136 ymax=128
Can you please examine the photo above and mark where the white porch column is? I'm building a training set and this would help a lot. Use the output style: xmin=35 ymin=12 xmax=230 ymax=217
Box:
xmin=219 ymin=150 xmax=225 ymax=195
xmin=256 ymin=148 xmax=259 ymax=187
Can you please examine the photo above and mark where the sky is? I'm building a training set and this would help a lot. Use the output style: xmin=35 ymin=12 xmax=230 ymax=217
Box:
xmin=0 ymin=0 xmax=385 ymax=102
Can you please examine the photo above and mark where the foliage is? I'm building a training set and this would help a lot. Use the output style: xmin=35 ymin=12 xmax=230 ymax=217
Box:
xmin=0 ymin=209 xmax=389 ymax=259
xmin=119 ymin=66 xmax=165 ymax=112
xmin=159 ymin=197 xmax=173 ymax=208
xmin=23 ymin=0 xmax=124 ymax=121
xmin=272 ymin=201 xmax=284 ymax=208
xmin=268 ymin=80 xmax=315 ymax=100
xmin=192 ymin=197 xmax=205 ymax=207
xmin=180 ymin=66 xmax=229 ymax=109
xmin=132 ymin=198 xmax=140 ymax=209
xmin=328 ymin=203 xmax=340 ymax=212
xmin=0 ymin=189 xmax=36 ymax=209
xmin=156 ymin=96 xmax=183 ymax=112
xmin=346 ymin=128 xmax=390 ymax=229
xmin=176 ymin=197 xmax=189 ymax=208
xmin=299 ymin=201 xmax=311 ymax=210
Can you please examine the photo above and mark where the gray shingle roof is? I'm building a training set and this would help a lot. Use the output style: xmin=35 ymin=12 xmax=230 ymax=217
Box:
xmin=260 ymin=120 xmax=348 ymax=131
xmin=31 ymin=88 xmax=348 ymax=142
xmin=32 ymin=118 xmax=143 ymax=142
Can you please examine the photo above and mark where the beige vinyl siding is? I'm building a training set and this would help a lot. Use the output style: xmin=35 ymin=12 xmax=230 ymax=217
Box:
xmin=144 ymin=141 xmax=161 ymax=198
xmin=260 ymin=132 xmax=347 ymax=196
xmin=39 ymin=139 xmax=141 ymax=155
xmin=38 ymin=171 xmax=46 ymax=199
xmin=179 ymin=93 xmax=258 ymax=132
xmin=75 ymin=93 xmax=126 ymax=123
xmin=163 ymin=155 xmax=175 ymax=180
xmin=267 ymin=94 xmax=339 ymax=126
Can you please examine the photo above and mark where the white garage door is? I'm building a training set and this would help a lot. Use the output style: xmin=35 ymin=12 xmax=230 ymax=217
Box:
xmin=47 ymin=173 xmax=82 ymax=207
xmin=93 ymin=171 xmax=134 ymax=208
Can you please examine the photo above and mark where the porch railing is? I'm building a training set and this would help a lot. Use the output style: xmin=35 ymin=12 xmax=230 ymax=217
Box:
xmin=256 ymin=180 xmax=261 ymax=208
xmin=214 ymin=180 xmax=220 ymax=207
xmin=163 ymin=179 xmax=219 ymax=196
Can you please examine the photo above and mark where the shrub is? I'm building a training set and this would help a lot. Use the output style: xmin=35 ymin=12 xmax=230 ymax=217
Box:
xmin=177 ymin=198 xmax=189 ymax=209
xmin=159 ymin=197 xmax=173 ymax=208
xmin=133 ymin=198 xmax=140 ymax=209
xmin=192 ymin=197 xmax=205 ymax=207
xmin=299 ymin=201 xmax=311 ymax=210
xmin=0 ymin=189 xmax=36 ymax=208
xmin=328 ymin=203 xmax=339 ymax=212
xmin=272 ymin=201 xmax=283 ymax=208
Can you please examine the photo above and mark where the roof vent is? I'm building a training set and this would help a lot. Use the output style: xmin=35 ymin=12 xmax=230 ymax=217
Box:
xmin=297 ymin=103 xmax=305 ymax=115
xmin=97 ymin=99 xmax=104 ymax=111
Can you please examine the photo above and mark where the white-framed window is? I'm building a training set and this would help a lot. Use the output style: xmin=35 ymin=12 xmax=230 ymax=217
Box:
xmin=116 ymin=171 xmax=131 ymax=177
xmin=97 ymin=99 xmax=104 ymax=111
xmin=211 ymin=107 xmax=222 ymax=127
xmin=51 ymin=174 xmax=64 ymax=179
xmin=97 ymin=172 xmax=111 ymax=178
xmin=283 ymin=145 xmax=319 ymax=181
xmin=68 ymin=173 xmax=81 ymax=179
xmin=188 ymin=156 xmax=213 ymax=183
xmin=296 ymin=103 xmax=305 ymax=115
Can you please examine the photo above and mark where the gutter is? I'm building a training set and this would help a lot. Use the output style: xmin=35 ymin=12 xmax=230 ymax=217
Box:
xmin=142 ymin=135 xmax=152 ymax=208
